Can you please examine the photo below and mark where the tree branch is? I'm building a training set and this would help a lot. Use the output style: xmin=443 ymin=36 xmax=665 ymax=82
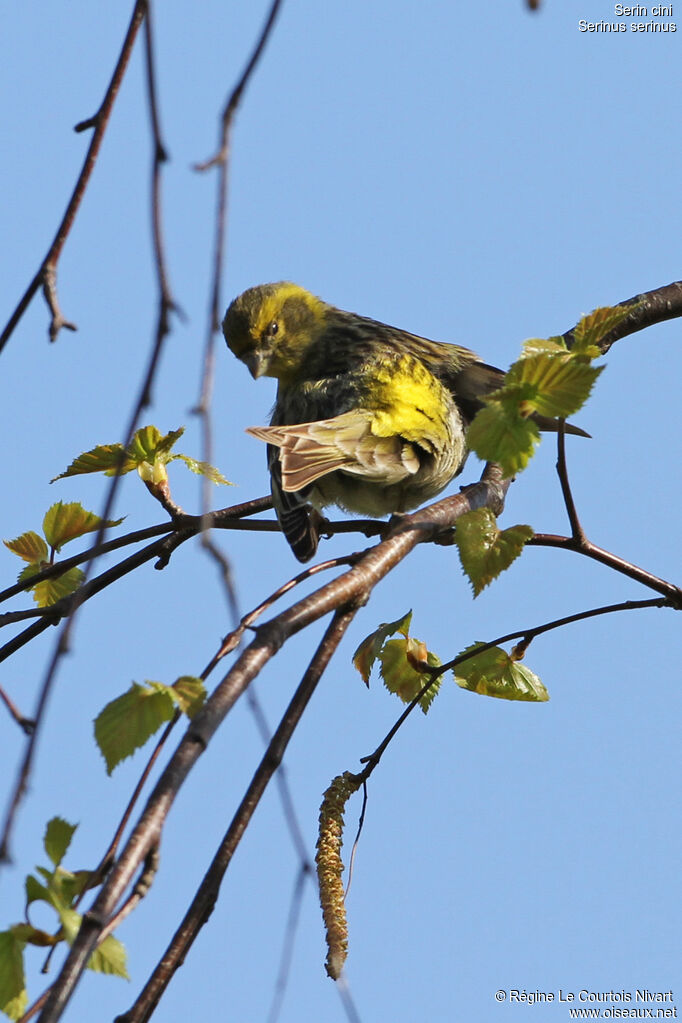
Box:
xmin=0 ymin=0 xmax=148 ymax=351
xmin=563 ymin=278 xmax=682 ymax=354
xmin=529 ymin=533 xmax=682 ymax=604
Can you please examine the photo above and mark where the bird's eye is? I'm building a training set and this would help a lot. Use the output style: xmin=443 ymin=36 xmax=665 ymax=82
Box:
xmin=265 ymin=320 xmax=279 ymax=337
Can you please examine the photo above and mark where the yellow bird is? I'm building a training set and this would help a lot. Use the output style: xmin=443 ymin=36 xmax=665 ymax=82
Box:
xmin=223 ymin=282 xmax=583 ymax=561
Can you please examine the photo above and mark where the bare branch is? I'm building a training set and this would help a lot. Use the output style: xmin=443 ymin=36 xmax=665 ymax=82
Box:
xmin=265 ymin=863 xmax=311 ymax=1023
xmin=555 ymin=423 xmax=586 ymax=542
xmin=0 ymin=0 xmax=148 ymax=351
xmin=529 ymin=534 xmax=682 ymax=604
xmin=194 ymin=0 xmax=284 ymax=175
xmin=0 ymin=685 xmax=34 ymax=735
xmin=206 ymin=552 xmax=359 ymax=670
xmin=562 ymin=278 xmax=682 ymax=354
xmin=193 ymin=0 xmax=284 ymax=612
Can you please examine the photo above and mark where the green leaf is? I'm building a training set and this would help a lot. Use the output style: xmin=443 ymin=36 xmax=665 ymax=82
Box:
xmin=128 ymin=425 xmax=185 ymax=466
xmin=572 ymin=303 xmax=635 ymax=354
xmin=94 ymin=682 xmax=175 ymax=774
xmin=51 ymin=425 xmax=230 ymax=498
xmin=455 ymin=509 xmax=533 ymax=596
xmin=42 ymin=502 xmax=123 ymax=552
xmin=0 ymin=930 xmax=27 ymax=1021
xmin=147 ymin=426 xmax=184 ymax=459
xmin=378 ymin=637 xmax=442 ymax=714
xmin=9 ymin=925 xmax=54 ymax=949
xmin=3 ymin=531 xmax=48 ymax=564
xmin=130 ymin=427 xmax=184 ymax=485
xmin=25 ymin=874 xmax=50 ymax=908
xmin=51 ymin=443 xmax=134 ymax=481
xmin=170 ymin=454 xmax=232 ymax=486
xmin=171 ymin=676 xmax=206 ymax=718
xmin=467 ymin=402 xmax=540 ymax=478
xmin=56 ymin=907 xmax=81 ymax=944
xmin=52 ymin=908 xmax=129 ymax=978
xmin=56 ymin=870 xmax=93 ymax=906
xmin=30 ymin=566 xmax=84 ymax=608
xmin=88 ymin=934 xmax=128 ymax=979
xmin=454 ymin=643 xmax=549 ymax=702
xmin=506 ymin=352 xmax=603 ymax=420
xmin=521 ymin=337 xmax=569 ymax=358
xmin=127 ymin=425 xmax=163 ymax=462
xmin=352 ymin=611 xmax=413 ymax=685
xmin=44 ymin=817 xmax=77 ymax=868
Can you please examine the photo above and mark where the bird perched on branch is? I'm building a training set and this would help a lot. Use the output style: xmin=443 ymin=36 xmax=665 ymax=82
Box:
xmin=223 ymin=282 xmax=585 ymax=562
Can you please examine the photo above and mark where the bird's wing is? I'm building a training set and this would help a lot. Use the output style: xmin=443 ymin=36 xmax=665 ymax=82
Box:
xmin=247 ymin=411 xmax=419 ymax=493
xmin=268 ymin=453 xmax=322 ymax=562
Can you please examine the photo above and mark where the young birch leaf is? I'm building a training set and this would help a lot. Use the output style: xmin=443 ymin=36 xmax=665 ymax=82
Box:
xmin=3 ymin=532 xmax=48 ymax=564
xmin=94 ymin=682 xmax=175 ymax=774
xmin=455 ymin=643 xmax=549 ymax=702
xmin=466 ymin=403 xmax=540 ymax=478
xmin=42 ymin=503 xmax=123 ymax=552
xmin=127 ymin=425 xmax=165 ymax=462
xmin=169 ymin=454 xmax=232 ymax=486
xmin=51 ymin=443 xmax=134 ymax=481
xmin=352 ymin=611 xmax=413 ymax=686
xmin=171 ymin=676 xmax=206 ymax=718
xmin=143 ymin=425 xmax=184 ymax=459
xmin=9 ymin=925 xmax=54 ymax=949
xmin=56 ymin=869 xmax=93 ymax=907
xmin=30 ymin=566 xmax=85 ymax=609
xmin=572 ymin=303 xmax=636 ymax=355
xmin=455 ymin=508 xmax=533 ymax=597
xmin=88 ymin=935 xmax=129 ymax=978
xmin=44 ymin=818 xmax=78 ymax=869
xmin=25 ymin=875 xmax=50 ymax=909
xmin=0 ymin=930 xmax=27 ymax=1022
xmin=506 ymin=353 xmax=603 ymax=420
xmin=378 ymin=637 xmax=442 ymax=713
xmin=55 ymin=907 xmax=80 ymax=944
xmin=521 ymin=337 xmax=569 ymax=358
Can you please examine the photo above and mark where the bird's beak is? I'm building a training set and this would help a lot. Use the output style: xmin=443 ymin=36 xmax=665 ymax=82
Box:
xmin=242 ymin=349 xmax=268 ymax=379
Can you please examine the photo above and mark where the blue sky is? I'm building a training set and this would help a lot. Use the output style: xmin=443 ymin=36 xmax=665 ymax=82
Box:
xmin=1 ymin=2 xmax=680 ymax=1021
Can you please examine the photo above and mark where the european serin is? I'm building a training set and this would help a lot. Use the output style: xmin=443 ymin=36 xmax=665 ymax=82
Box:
xmin=223 ymin=282 xmax=583 ymax=561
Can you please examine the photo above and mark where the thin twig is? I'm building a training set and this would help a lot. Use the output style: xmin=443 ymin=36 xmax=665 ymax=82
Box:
xmin=205 ymin=552 xmax=359 ymax=671
xmin=529 ymin=534 xmax=682 ymax=604
xmin=84 ymin=713 xmax=180 ymax=896
xmin=193 ymin=0 xmax=284 ymax=592
xmin=194 ymin=0 xmax=284 ymax=175
xmin=555 ymin=423 xmax=586 ymax=542
xmin=265 ymin=863 xmax=311 ymax=1023
xmin=0 ymin=0 xmax=148 ymax=352
xmin=344 ymin=781 xmax=368 ymax=899
xmin=0 ymin=685 xmax=34 ymax=734
xmin=98 ymin=846 xmax=160 ymax=939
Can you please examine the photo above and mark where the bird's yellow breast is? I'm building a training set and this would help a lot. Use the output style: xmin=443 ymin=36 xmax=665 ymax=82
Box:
xmin=369 ymin=355 xmax=451 ymax=445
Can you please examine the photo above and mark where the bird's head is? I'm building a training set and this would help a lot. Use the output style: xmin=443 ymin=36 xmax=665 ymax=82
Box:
xmin=222 ymin=282 xmax=327 ymax=383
